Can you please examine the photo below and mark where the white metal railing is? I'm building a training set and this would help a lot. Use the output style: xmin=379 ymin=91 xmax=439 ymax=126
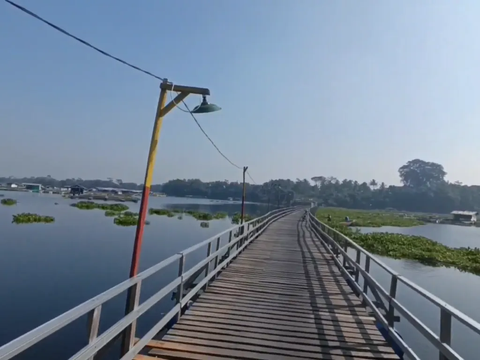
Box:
xmin=0 ymin=207 xmax=296 ymax=360
xmin=307 ymin=209 xmax=480 ymax=360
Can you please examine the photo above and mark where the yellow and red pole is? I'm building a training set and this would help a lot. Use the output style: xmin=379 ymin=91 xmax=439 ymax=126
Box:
xmin=129 ymin=82 xmax=168 ymax=276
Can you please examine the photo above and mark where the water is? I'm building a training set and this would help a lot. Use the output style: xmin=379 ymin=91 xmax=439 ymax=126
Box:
xmin=0 ymin=191 xmax=268 ymax=359
xmin=356 ymin=224 xmax=480 ymax=360
xmin=2 ymin=194 xmax=479 ymax=359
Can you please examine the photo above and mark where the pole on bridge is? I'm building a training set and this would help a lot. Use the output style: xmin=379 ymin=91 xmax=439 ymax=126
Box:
xmin=240 ymin=166 xmax=248 ymax=224
xmin=120 ymin=79 xmax=220 ymax=355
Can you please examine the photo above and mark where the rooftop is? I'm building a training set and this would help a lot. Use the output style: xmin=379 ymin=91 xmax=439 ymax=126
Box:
xmin=451 ymin=211 xmax=478 ymax=216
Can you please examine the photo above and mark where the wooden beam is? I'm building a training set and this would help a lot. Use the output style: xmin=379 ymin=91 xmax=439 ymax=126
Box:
xmin=160 ymin=82 xmax=210 ymax=96
xmin=160 ymin=92 xmax=190 ymax=117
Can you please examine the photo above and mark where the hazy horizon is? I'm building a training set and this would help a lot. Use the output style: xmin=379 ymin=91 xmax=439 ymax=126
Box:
xmin=2 ymin=1 xmax=480 ymax=186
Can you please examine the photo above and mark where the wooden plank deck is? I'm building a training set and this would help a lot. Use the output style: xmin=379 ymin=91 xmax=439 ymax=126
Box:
xmin=137 ymin=211 xmax=399 ymax=359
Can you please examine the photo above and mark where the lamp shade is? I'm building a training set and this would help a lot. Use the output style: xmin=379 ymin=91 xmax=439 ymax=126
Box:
xmin=190 ymin=96 xmax=222 ymax=114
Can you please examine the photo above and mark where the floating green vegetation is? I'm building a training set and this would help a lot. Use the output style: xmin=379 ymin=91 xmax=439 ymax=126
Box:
xmin=316 ymin=207 xmax=424 ymax=228
xmin=149 ymin=208 xmax=172 ymax=216
xmin=149 ymin=208 xmax=227 ymax=221
xmin=317 ymin=208 xmax=480 ymax=276
xmin=72 ymin=201 xmax=129 ymax=212
xmin=213 ymin=212 xmax=228 ymax=220
xmin=105 ymin=210 xmax=121 ymax=217
xmin=1 ymin=198 xmax=17 ymax=206
xmin=200 ymin=221 xmax=210 ymax=228
xmin=12 ymin=213 xmax=55 ymax=224
xmin=113 ymin=212 xmax=149 ymax=227
xmin=231 ymin=213 xmax=254 ymax=225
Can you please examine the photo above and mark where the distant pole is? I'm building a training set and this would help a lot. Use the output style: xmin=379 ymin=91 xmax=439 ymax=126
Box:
xmin=240 ymin=166 xmax=248 ymax=224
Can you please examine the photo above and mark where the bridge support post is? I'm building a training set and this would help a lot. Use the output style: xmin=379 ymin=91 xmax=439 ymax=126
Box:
xmin=176 ymin=254 xmax=185 ymax=321
xmin=387 ymin=275 xmax=398 ymax=327
xmin=439 ymin=309 xmax=452 ymax=360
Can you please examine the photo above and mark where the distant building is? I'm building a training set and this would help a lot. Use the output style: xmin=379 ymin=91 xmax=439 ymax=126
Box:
xmin=70 ymin=185 xmax=87 ymax=195
xmin=7 ymin=183 xmax=18 ymax=188
xmin=23 ymin=183 xmax=42 ymax=193
xmin=451 ymin=211 xmax=478 ymax=224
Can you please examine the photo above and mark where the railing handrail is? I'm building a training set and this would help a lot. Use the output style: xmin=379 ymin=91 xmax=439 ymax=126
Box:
xmin=307 ymin=209 xmax=480 ymax=360
xmin=0 ymin=206 xmax=296 ymax=360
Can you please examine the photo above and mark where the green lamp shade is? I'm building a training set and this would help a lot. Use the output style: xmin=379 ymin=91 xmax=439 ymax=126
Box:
xmin=191 ymin=96 xmax=222 ymax=114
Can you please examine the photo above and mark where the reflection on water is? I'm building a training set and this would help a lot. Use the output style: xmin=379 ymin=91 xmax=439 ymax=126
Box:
xmin=0 ymin=192 xmax=270 ymax=359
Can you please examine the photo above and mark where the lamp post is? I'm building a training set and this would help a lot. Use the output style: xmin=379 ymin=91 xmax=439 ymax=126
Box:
xmin=120 ymin=79 xmax=221 ymax=354
xmin=240 ymin=166 xmax=248 ymax=224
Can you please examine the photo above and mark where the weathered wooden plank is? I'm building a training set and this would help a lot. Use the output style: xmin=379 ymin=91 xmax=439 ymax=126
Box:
xmin=169 ymin=326 xmax=394 ymax=353
xmin=156 ymin=336 xmax=399 ymax=359
xmin=174 ymin=319 xmax=389 ymax=345
xmin=141 ymin=211 xmax=398 ymax=359
xmin=199 ymin=292 xmax=369 ymax=313
xmin=192 ymin=301 xmax=376 ymax=324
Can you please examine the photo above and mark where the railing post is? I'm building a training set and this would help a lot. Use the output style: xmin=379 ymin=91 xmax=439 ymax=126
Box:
xmin=86 ymin=305 xmax=102 ymax=360
xmin=120 ymin=282 xmax=141 ymax=355
xmin=342 ymin=236 xmax=348 ymax=268
xmin=387 ymin=275 xmax=398 ymax=327
xmin=213 ymin=236 xmax=221 ymax=277
xmin=203 ymin=242 xmax=212 ymax=290
xmin=227 ymin=230 xmax=233 ymax=256
xmin=175 ymin=254 xmax=185 ymax=321
xmin=362 ymin=256 xmax=371 ymax=298
xmin=439 ymin=308 xmax=452 ymax=360
xmin=354 ymin=249 xmax=361 ymax=283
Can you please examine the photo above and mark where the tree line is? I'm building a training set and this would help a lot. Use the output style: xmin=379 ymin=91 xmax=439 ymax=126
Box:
xmin=2 ymin=159 xmax=479 ymax=213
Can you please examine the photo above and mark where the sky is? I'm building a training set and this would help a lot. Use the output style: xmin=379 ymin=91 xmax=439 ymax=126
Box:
xmin=2 ymin=0 xmax=480 ymax=186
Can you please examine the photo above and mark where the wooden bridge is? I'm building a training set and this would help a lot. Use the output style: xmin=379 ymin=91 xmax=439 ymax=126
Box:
xmin=1 ymin=208 xmax=480 ymax=359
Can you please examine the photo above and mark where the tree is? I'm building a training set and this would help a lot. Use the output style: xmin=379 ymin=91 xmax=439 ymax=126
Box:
xmin=311 ymin=176 xmax=326 ymax=188
xmin=398 ymin=159 xmax=446 ymax=189
xmin=369 ymin=179 xmax=378 ymax=190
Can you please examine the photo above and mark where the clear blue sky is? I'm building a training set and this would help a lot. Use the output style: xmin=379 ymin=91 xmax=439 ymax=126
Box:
xmin=2 ymin=0 xmax=480 ymax=185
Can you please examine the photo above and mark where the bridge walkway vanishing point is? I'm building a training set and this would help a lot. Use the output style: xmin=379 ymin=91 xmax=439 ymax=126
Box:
xmin=2 ymin=207 xmax=480 ymax=359
xmin=138 ymin=212 xmax=398 ymax=360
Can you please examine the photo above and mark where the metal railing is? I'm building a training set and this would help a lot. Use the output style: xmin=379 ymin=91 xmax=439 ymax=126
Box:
xmin=307 ymin=209 xmax=480 ymax=360
xmin=0 ymin=207 xmax=295 ymax=360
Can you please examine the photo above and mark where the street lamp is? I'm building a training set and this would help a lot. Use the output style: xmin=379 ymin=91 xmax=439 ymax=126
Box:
xmin=191 ymin=95 xmax=222 ymax=114
xmin=121 ymin=79 xmax=220 ymax=354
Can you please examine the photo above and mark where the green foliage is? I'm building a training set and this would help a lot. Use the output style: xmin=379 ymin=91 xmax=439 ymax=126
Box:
xmin=231 ymin=213 xmax=254 ymax=224
xmin=149 ymin=208 xmax=172 ymax=216
xmin=104 ymin=210 xmax=120 ymax=217
xmin=1 ymin=198 xmax=17 ymax=206
xmin=72 ymin=201 xmax=129 ymax=212
xmin=317 ymin=209 xmax=480 ymax=276
xmin=113 ymin=211 xmax=148 ymax=227
xmin=149 ymin=208 xmax=228 ymax=221
xmin=213 ymin=212 xmax=228 ymax=219
xmin=316 ymin=208 xmax=424 ymax=228
xmin=399 ymin=159 xmax=446 ymax=188
xmin=12 ymin=213 xmax=55 ymax=224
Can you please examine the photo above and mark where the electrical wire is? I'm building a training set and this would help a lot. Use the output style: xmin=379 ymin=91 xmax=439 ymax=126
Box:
xmin=181 ymin=100 xmax=242 ymax=170
xmin=4 ymin=0 xmax=166 ymax=82
xmin=246 ymin=171 xmax=257 ymax=184
xmin=6 ymin=0 xmax=260 ymax=182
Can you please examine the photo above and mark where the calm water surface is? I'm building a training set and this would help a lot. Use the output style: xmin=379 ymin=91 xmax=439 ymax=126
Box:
xmin=357 ymin=223 xmax=480 ymax=360
xmin=2 ymin=193 xmax=479 ymax=359
xmin=0 ymin=191 xmax=268 ymax=359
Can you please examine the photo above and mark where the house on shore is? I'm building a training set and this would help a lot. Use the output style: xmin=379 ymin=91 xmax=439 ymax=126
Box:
xmin=70 ymin=185 xmax=87 ymax=195
xmin=451 ymin=211 xmax=478 ymax=224
xmin=22 ymin=183 xmax=42 ymax=193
